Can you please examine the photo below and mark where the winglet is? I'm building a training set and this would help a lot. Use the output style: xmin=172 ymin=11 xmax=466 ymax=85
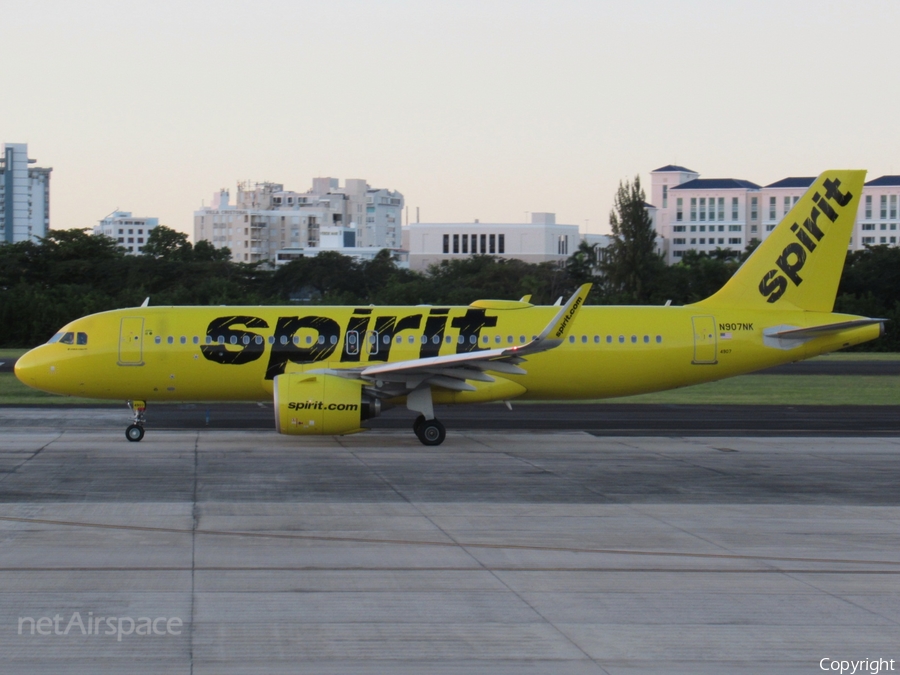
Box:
xmin=509 ymin=284 xmax=591 ymax=357
xmin=140 ymin=297 xmax=150 ymax=308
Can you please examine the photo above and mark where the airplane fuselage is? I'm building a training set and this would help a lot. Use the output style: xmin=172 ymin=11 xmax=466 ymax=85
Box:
xmin=16 ymin=303 xmax=881 ymax=404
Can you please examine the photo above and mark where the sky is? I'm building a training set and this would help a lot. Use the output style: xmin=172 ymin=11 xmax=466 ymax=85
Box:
xmin=3 ymin=0 xmax=900 ymax=237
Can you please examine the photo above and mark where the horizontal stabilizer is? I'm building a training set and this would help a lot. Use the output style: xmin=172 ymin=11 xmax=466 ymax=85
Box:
xmin=765 ymin=318 xmax=886 ymax=340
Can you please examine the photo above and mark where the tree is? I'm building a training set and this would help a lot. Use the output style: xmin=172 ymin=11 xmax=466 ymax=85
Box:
xmin=192 ymin=239 xmax=233 ymax=263
xmin=565 ymin=240 xmax=599 ymax=287
xmin=142 ymin=225 xmax=193 ymax=260
xmin=599 ymin=176 xmax=665 ymax=303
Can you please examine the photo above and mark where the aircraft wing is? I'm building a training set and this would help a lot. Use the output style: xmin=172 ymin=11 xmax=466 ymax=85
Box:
xmin=313 ymin=284 xmax=591 ymax=395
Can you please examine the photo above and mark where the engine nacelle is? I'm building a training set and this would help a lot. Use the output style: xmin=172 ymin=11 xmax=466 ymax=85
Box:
xmin=274 ymin=373 xmax=378 ymax=435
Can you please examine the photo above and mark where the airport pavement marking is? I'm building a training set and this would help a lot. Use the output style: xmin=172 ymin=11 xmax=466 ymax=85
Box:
xmin=1 ymin=515 xmax=899 ymax=568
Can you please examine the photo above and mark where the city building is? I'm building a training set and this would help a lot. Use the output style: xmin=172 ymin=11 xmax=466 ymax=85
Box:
xmin=93 ymin=211 xmax=159 ymax=254
xmin=650 ymin=165 xmax=759 ymax=264
xmin=858 ymin=175 xmax=900 ymax=247
xmin=407 ymin=212 xmax=580 ymax=271
xmin=194 ymin=177 xmax=404 ymax=265
xmin=0 ymin=143 xmax=52 ymax=244
xmin=650 ymin=165 xmax=900 ymax=264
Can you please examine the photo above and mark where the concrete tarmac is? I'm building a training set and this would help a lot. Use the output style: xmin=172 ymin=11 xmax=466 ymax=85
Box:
xmin=5 ymin=402 xmax=899 ymax=437
xmin=1 ymin=411 xmax=899 ymax=673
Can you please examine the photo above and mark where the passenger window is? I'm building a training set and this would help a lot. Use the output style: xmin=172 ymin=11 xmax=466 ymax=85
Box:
xmin=482 ymin=335 xmax=488 ymax=344
xmin=167 ymin=336 xmax=174 ymax=345
xmin=320 ymin=336 xmax=327 ymax=345
xmin=507 ymin=336 xmax=513 ymax=344
xmin=408 ymin=336 xmax=415 ymax=344
xmin=432 ymin=335 xmax=440 ymax=344
xmin=568 ymin=336 xmax=575 ymax=344
xmin=643 ymin=335 xmax=650 ymax=343
xmin=180 ymin=336 xmax=187 ymax=345
xmin=519 ymin=335 xmax=525 ymax=343
xmin=396 ymin=336 xmax=403 ymax=344
xmin=305 ymin=336 xmax=312 ymax=345
xmin=193 ymin=336 xmax=200 ymax=345
xmin=656 ymin=335 xmax=662 ymax=343
xmin=445 ymin=336 xmax=452 ymax=344
xmin=292 ymin=336 xmax=299 ymax=345
xmin=242 ymin=335 xmax=250 ymax=345
xmin=594 ymin=335 xmax=600 ymax=343
xmin=77 ymin=332 xmax=88 ymax=345
xmin=206 ymin=336 xmax=213 ymax=345
xmin=383 ymin=335 xmax=390 ymax=345
xmin=457 ymin=335 xmax=464 ymax=345
xmin=421 ymin=335 xmax=428 ymax=344
xmin=581 ymin=335 xmax=587 ymax=344
xmin=60 ymin=332 xmax=75 ymax=345
xmin=254 ymin=336 xmax=263 ymax=345
xmin=329 ymin=335 xmax=337 ymax=345
xmin=155 ymin=336 xmax=162 ymax=345
xmin=606 ymin=335 xmax=612 ymax=343
xmin=280 ymin=336 xmax=288 ymax=345
xmin=495 ymin=335 xmax=501 ymax=344
xmin=631 ymin=335 xmax=637 ymax=343
xmin=231 ymin=336 xmax=239 ymax=345
xmin=267 ymin=336 xmax=275 ymax=344
xmin=618 ymin=335 xmax=624 ymax=343
xmin=218 ymin=336 xmax=225 ymax=345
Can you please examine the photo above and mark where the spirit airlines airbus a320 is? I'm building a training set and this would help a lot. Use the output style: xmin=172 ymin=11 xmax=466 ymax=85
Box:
xmin=15 ymin=170 xmax=884 ymax=445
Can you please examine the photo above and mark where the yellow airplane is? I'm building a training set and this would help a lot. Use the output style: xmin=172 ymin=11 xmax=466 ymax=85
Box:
xmin=15 ymin=170 xmax=884 ymax=445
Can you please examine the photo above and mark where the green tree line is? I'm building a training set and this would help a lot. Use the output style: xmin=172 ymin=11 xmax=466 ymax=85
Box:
xmin=1 ymin=185 xmax=898 ymax=349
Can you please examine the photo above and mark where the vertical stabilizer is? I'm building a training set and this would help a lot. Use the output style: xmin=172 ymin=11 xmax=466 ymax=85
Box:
xmin=698 ymin=170 xmax=866 ymax=312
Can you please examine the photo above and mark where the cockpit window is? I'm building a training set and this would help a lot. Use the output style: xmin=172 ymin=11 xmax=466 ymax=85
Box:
xmin=59 ymin=332 xmax=75 ymax=345
xmin=76 ymin=332 xmax=88 ymax=345
xmin=48 ymin=333 xmax=63 ymax=344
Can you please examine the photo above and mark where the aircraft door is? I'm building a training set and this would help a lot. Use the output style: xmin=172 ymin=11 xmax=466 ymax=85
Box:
xmin=119 ymin=317 xmax=144 ymax=366
xmin=691 ymin=316 xmax=717 ymax=365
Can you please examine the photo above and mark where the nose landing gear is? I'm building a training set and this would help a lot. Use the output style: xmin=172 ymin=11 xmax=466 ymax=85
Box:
xmin=126 ymin=400 xmax=147 ymax=442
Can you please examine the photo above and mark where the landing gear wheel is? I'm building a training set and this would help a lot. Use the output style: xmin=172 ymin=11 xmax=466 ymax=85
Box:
xmin=125 ymin=424 xmax=145 ymax=442
xmin=417 ymin=419 xmax=446 ymax=446
xmin=413 ymin=414 xmax=426 ymax=434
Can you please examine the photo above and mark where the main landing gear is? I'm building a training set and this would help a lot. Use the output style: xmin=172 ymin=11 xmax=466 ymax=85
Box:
xmin=413 ymin=414 xmax=446 ymax=446
xmin=126 ymin=400 xmax=147 ymax=442
xmin=407 ymin=386 xmax=446 ymax=446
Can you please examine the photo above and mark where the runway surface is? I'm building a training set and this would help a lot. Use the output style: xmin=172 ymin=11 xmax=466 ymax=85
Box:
xmin=1 ymin=414 xmax=899 ymax=673
xmin=4 ymin=402 xmax=899 ymax=437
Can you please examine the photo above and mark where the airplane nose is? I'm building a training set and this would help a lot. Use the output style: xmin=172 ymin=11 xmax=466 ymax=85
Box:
xmin=14 ymin=347 xmax=55 ymax=391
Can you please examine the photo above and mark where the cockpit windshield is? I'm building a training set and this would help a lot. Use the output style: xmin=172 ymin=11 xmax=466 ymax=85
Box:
xmin=49 ymin=331 xmax=87 ymax=345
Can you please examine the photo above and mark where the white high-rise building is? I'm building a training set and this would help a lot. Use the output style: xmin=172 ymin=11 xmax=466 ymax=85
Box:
xmin=0 ymin=143 xmax=52 ymax=244
xmin=93 ymin=211 xmax=159 ymax=255
xmin=651 ymin=165 xmax=900 ymax=264
xmin=194 ymin=177 xmax=404 ymax=265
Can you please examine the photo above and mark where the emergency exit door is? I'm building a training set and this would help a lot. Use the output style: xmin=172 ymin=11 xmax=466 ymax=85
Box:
xmin=118 ymin=317 xmax=144 ymax=366
xmin=691 ymin=316 xmax=717 ymax=365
